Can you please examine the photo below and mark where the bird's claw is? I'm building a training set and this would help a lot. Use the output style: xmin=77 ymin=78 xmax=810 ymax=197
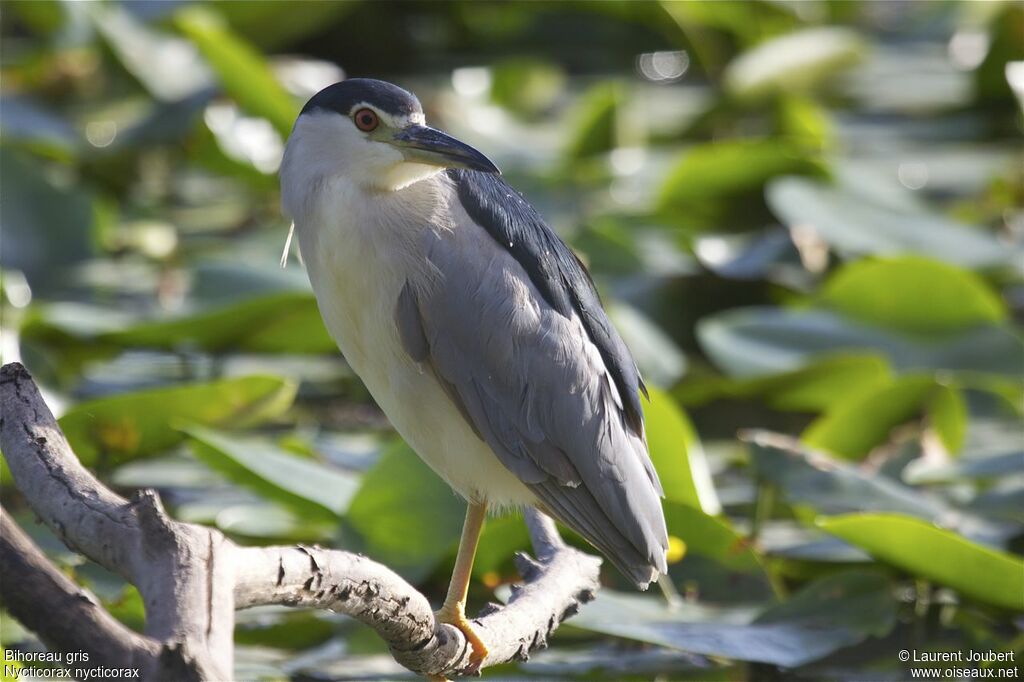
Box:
xmin=436 ymin=602 xmax=489 ymax=673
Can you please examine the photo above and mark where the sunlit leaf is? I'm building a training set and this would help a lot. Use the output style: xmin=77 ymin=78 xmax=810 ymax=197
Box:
xmin=58 ymin=376 xmax=297 ymax=466
xmin=664 ymin=503 xmax=775 ymax=602
xmin=818 ymin=514 xmax=1024 ymax=610
xmin=820 ymin=257 xmax=1006 ymax=334
xmin=345 ymin=441 xmax=464 ymax=582
xmin=185 ymin=425 xmax=358 ymax=521
xmin=745 ymin=431 xmax=1010 ymax=546
xmin=802 ymin=374 xmax=936 ymax=459
xmin=698 ymin=307 xmax=1024 ymax=379
xmin=645 ymin=388 xmax=720 ymax=514
xmin=657 ymin=138 xmax=827 ymax=225
xmin=474 ymin=514 xmax=530 ymax=579
xmin=103 ymin=291 xmax=334 ymax=354
xmin=676 ymin=353 xmax=892 ymax=412
xmin=174 ymin=7 xmax=298 ymax=137
xmin=928 ymin=384 xmax=968 ymax=454
xmin=490 ymin=58 xmax=566 ymax=118
xmin=21 ymin=292 xmax=336 ymax=356
xmin=90 ymin=4 xmax=213 ymax=101
xmin=564 ymin=82 xmax=621 ymax=161
xmin=723 ymin=27 xmax=865 ymax=101
xmin=767 ymin=177 xmax=1017 ymax=269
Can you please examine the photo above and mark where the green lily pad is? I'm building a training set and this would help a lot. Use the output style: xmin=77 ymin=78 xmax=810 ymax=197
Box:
xmin=657 ymin=138 xmax=827 ymax=226
xmin=345 ymin=441 xmax=465 ymax=582
xmin=570 ymin=569 xmax=894 ymax=667
xmin=664 ymin=502 xmax=775 ymax=602
xmin=802 ymin=374 xmax=937 ymax=459
xmin=697 ymin=307 xmax=1024 ymax=379
xmin=58 ymin=376 xmax=296 ymax=466
xmin=645 ymin=388 xmax=720 ymax=514
xmin=766 ymin=177 xmax=1016 ymax=269
xmin=820 ymin=256 xmax=1006 ymax=334
xmin=564 ymin=82 xmax=621 ymax=161
xmin=174 ymin=6 xmax=298 ymax=137
xmin=745 ymin=431 xmax=1010 ymax=547
xmin=818 ymin=514 xmax=1024 ymax=610
xmin=21 ymin=291 xmax=336 ymax=356
xmin=676 ymin=353 xmax=893 ymax=413
xmin=723 ymin=27 xmax=865 ymax=101
xmin=185 ymin=425 xmax=358 ymax=521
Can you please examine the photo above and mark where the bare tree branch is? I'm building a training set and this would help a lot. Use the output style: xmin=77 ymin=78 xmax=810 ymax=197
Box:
xmin=0 ymin=507 xmax=161 ymax=668
xmin=0 ymin=362 xmax=602 ymax=679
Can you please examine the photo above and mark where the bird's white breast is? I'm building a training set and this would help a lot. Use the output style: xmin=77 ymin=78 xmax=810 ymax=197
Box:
xmin=287 ymin=173 xmax=535 ymax=507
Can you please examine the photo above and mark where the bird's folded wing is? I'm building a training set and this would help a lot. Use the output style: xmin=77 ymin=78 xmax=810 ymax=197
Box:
xmin=393 ymin=171 xmax=668 ymax=587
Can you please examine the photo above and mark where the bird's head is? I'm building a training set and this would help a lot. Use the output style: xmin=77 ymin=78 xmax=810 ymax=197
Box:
xmin=283 ymin=78 xmax=499 ymax=194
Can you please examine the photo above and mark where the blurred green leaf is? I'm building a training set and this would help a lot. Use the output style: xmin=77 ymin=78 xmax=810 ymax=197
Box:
xmin=0 ymin=96 xmax=80 ymax=158
xmin=570 ymin=569 xmax=894 ymax=667
xmin=775 ymin=95 xmax=833 ymax=150
xmin=802 ymin=375 xmax=937 ymax=459
xmin=660 ymin=0 xmax=799 ymax=47
xmin=564 ymin=82 xmax=620 ymax=161
xmin=214 ymin=0 xmax=355 ymax=50
xmin=4 ymin=0 xmax=64 ymax=34
xmin=58 ymin=376 xmax=297 ymax=466
xmin=22 ymin=291 xmax=336 ymax=356
xmin=235 ymin=609 xmax=335 ymax=650
xmin=606 ymin=303 xmax=687 ymax=388
xmin=818 ymin=514 xmax=1024 ymax=610
xmin=767 ymin=177 xmax=1018 ymax=269
xmin=645 ymin=388 xmax=720 ymax=514
xmin=105 ymin=291 xmax=334 ymax=354
xmin=0 ymin=148 xmax=96 ymax=288
xmin=490 ymin=58 xmax=566 ymax=118
xmin=185 ymin=426 xmax=357 ymax=521
xmin=745 ymin=431 xmax=1009 ymax=546
xmin=676 ymin=353 xmax=892 ymax=412
xmin=723 ymin=27 xmax=865 ymax=101
xmin=698 ymin=307 xmax=1024 ymax=379
xmin=929 ymin=384 xmax=968 ymax=454
xmin=345 ymin=441 xmax=464 ymax=582
xmin=102 ymin=585 xmax=145 ymax=633
xmin=474 ymin=515 xmax=530 ymax=579
xmin=90 ymin=4 xmax=212 ymax=101
xmin=174 ymin=7 xmax=298 ymax=137
xmin=973 ymin=4 xmax=1024 ymax=107
xmin=664 ymin=502 xmax=774 ymax=601
xmin=657 ymin=138 xmax=827 ymax=226
xmin=820 ymin=257 xmax=1006 ymax=334
xmin=211 ymin=502 xmax=335 ymax=542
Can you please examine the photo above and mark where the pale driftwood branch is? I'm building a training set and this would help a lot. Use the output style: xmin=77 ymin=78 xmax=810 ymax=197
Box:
xmin=0 ymin=362 xmax=601 ymax=679
xmin=0 ymin=507 xmax=161 ymax=668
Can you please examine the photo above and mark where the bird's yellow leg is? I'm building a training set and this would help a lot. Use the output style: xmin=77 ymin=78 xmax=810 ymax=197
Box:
xmin=435 ymin=501 xmax=489 ymax=672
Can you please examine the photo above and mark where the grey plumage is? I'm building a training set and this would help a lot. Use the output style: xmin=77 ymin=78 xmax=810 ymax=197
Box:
xmin=395 ymin=170 xmax=669 ymax=587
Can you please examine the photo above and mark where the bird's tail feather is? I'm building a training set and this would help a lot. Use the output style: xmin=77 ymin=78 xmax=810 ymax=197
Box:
xmin=532 ymin=481 xmax=667 ymax=589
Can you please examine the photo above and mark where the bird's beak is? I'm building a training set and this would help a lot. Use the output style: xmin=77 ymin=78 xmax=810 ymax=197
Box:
xmin=392 ymin=125 xmax=500 ymax=174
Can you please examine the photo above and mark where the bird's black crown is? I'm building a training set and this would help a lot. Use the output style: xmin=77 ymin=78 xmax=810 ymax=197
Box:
xmin=300 ymin=78 xmax=422 ymax=119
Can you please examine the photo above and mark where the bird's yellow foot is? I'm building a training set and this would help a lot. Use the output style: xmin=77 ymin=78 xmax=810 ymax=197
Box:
xmin=436 ymin=601 xmax=489 ymax=672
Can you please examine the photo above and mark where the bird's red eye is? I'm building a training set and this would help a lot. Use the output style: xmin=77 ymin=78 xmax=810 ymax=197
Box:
xmin=353 ymin=108 xmax=379 ymax=132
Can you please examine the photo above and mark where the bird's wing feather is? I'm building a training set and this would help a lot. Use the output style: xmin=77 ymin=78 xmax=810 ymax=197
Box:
xmin=394 ymin=170 xmax=667 ymax=587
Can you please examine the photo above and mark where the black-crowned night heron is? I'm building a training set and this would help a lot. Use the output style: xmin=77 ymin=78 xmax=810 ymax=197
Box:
xmin=280 ymin=79 xmax=668 ymax=669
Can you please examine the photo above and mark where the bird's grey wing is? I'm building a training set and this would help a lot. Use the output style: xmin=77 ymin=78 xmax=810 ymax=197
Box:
xmin=394 ymin=171 xmax=668 ymax=587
